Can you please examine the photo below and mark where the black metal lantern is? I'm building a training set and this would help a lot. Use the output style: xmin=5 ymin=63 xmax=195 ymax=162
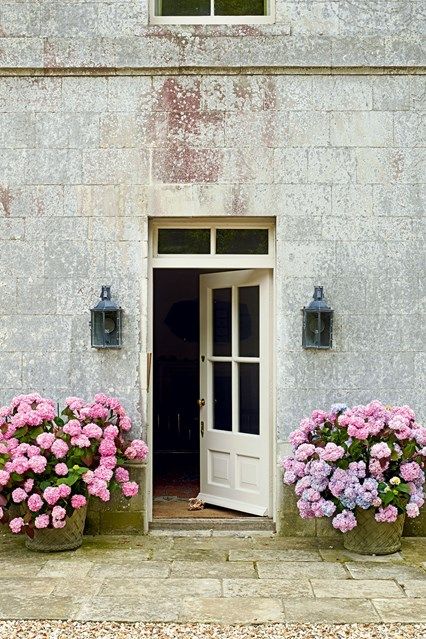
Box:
xmin=90 ymin=286 xmax=122 ymax=349
xmin=302 ymin=286 xmax=333 ymax=349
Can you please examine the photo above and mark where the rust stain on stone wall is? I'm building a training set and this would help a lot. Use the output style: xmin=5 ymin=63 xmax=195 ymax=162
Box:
xmin=0 ymin=186 xmax=13 ymax=217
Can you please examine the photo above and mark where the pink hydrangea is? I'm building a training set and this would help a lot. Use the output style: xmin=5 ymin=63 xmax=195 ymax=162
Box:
xmin=99 ymin=455 xmax=117 ymax=470
xmin=28 ymin=455 xmax=47 ymax=474
xmin=52 ymin=518 xmax=66 ymax=529
xmin=121 ymin=481 xmax=138 ymax=497
xmin=36 ymin=432 xmax=55 ymax=449
xmin=82 ymin=423 xmax=103 ymax=440
xmin=55 ymin=463 xmax=68 ymax=476
xmin=43 ymin=486 xmax=60 ymax=506
xmin=375 ymin=505 xmax=398 ymax=523
xmin=10 ymin=456 xmax=29 ymax=474
xmin=332 ymin=510 xmax=357 ymax=532
xmin=9 ymin=517 xmax=24 ymax=533
xmin=51 ymin=439 xmax=68 ymax=459
xmin=115 ymin=467 xmax=130 ymax=483
xmin=12 ymin=488 xmax=27 ymax=503
xmin=370 ymin=442 xmax=392 ymax=459
xmin=0 ymin=470 xmax=10 ymax=486
xmin=99 ymin=438 xmax=116 ymax=457
xmin=24 ymin=478 xmax=34 ymax=493
xmin=63 ymin=419 xmax=82 ymax=437
xmin=103 ymin=425 xmax=119 ymax=440
xmin=35 ymin=514 xmax=49 ymax=529
xmin=119 ymin=417 xmax=132 ymax=432
xmin=52 ymin=505 xmax=66 ymax=520
xmin=318 ymin=443 xmax=345 ymax=462
xmin=294 ymin=444 xmax=316 ymax=462
xmin=406 ymin=503 xmax=419 ymax=518
xmin=400 ymin=462 xmax=423 ymax=482
xmin=94 ymin=466 xmax=113 ymax=482
xmin=70 ymin=434 xmax=91 ymax=448
xmin=27 ymin=493 xmax=43 ymax=512
xmin=58 ymin=484 xmax=71 ymax=498
xmin=71 ymin=495 xmax=87 ymax=509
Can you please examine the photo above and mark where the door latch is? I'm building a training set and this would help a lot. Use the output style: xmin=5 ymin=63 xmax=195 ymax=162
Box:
xmin=197 ymin=398 xmax=205 ymax=408
xmin=200 ymin=421 xmax=205 ymax=437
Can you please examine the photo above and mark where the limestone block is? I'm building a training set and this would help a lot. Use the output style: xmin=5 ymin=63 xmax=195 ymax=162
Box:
xmin=41 ymin=3 xmax=99 ymax=38
xmin=5 ymin=185 xmax=64 ymax=218
xmin=0 ymin=240 xmax=44 ymax=277
xmin=322 ymin=216 xmax=379 ymax=241
xmin=308 ymin=148 xmax=356 ymax=184
xmin=285 ymin=111 xmax=330 ymax=147
xmin=44 ymin=240 xmax=105 ymax=279
xmin=1 ymin=315 xmax=72 ymax=352
xmin=0 ymin=114 xmax=36 ymax=148
xmin=278 ymin=240 xmax=335 ymax=277
xmin=277 ymin=1 xmax=340 ymax=36
xmin=372 ymin=77 xmax=411 ymax=111
xmin=225 ymin=147 xmax=274 ymax=184
xmin=311 ymin=76 xmax=372 ymax=111
xmin=0 ymin=78 xmax=61 ymax=113
xmin=331 ymin=184 xmax=373 ymax=217
xmin=357 ymin=148 xmax=425 ymax=184
xmin=201 ymin=76 xmax=269 ymax=112
xmin=62 ymin=77 xmax=108 ymax=113
xmin=274 ymin=76 xmax=314 ymax=111
xmin=0 ymin=3 xmax=41 ymax=38
xmin=0 ymin=218 xmax=24 ymax=240
xmin=335 ymin=352 xmax=414 ymax=390
xmin=373 ymin=184 xmax=425 ymax=217
xmin=274 ymin=148 xmax=307 ymax=184
xmin=16 ymin=278 xmax=57 ymax=315
xmin=82 ymin=148 xmax=149 ymax=185
xmin=26 ymin=217 xmax=88 ymax=241
xmin=410 ymin=76 xmax=426 ymax=111
xmin=277 ymin=184 xmax=331 ymax=217
xmin=365 ymin=274 xmax=422 ymax=314
xmin=338 ymin=1 xmax=413 ymax=37
xmin=99 ymin=114 xmax=149 ymax=149
xmin=97 ymin=2 xmax=148 ymax=38
xmin=0 ymin=353 xmax=22 ymax=389
xmin=0 ymin=150 xmax=27 ymax=186
xmin=22 ymin=352 xmax=72 ymax=390
xmin=394 ymin=112 xmax=425 ymax=147
xmin=330 ymin=111 xmax=393 ymax=147
xmin=25 ymin=149 xmax=82 ymax=185
xmin=107 ymin=76 xmax=153 ymax=113
xmin=35 ymin=113 xmax=100 ymax=149
xmin=0 ymin=37 xmax=43 ymax=68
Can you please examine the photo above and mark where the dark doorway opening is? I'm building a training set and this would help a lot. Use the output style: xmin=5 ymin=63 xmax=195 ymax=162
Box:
xmin=153 ymin=268 xmax=252 ymax=519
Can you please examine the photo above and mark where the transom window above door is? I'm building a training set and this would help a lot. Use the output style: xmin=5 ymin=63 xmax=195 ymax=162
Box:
xmin=151 ymin=0 xmax=274 ymax=24
xmin=151 ymin=219 xmax=275 ymax=267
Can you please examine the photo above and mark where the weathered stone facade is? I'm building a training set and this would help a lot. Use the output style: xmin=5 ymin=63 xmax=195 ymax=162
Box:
xmin=0 ymin=1 xmax=424 ymax=534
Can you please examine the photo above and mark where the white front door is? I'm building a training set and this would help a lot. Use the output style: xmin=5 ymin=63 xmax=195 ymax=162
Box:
xmin=198 ymin=269 xmax=271 ymax=516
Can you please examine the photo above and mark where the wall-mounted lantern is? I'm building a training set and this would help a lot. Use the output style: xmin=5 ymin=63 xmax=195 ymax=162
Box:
xmin=90 ymin=286 xmax=122 ymax=349
xmin=302 ymin=286 xmax=333 ymax=349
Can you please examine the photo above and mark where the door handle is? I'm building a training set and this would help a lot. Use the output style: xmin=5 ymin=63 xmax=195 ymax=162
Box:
xmin=200 ymin=421 xmax=205 ymax=437
xmin=198 ymin=398 xmax=205 ymax=408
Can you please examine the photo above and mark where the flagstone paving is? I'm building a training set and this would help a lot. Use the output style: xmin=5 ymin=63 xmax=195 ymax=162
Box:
xmin=0 ymin=531 xmax=425 ymax=624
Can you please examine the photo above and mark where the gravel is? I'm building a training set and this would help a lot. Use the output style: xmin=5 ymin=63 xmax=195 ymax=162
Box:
xmin=0 ymin=622 xmax=424 ymax=639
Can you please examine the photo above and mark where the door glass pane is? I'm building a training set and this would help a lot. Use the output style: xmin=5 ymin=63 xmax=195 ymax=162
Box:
xmin=158 ymin=228 xmax=210 ymax=254
xmin=156 ymin=0 xmax=211 ymax=15
xmin=213 ymin=288 xmax=231 ymax=356
xmin=215 ymin=0 xmax=266 ymax=14
xmin=239 ymin=363 xmax=259 ymax=435
xmin=216 ymin=229 xmax=268 ymax=254
xmin=239 ymin=286 xmax=259 ymax=357
xmin=213 ymin=362 xmax=232 ymax=431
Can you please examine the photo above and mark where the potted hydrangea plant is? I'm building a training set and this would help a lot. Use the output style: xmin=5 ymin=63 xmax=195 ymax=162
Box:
xmin=0 ymin=393 xmax=148 ymax=551
xmin=282 ymin=401 xmax=425 ymax=554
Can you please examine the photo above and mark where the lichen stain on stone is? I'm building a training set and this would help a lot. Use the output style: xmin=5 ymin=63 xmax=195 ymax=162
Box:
xmin=155 ymin=77 xmax=201 ymax=112
xmin=390 ymin=150 xmax=404 ymax=181
xmin=157 ymin=144 xmax=221 ymax=183
xmin=0 ymin=186 xmax=13 ymax=217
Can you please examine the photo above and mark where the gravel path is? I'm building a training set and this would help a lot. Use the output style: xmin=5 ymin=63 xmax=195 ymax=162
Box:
xmin=0 ymin=622 xmax=424 ymax=639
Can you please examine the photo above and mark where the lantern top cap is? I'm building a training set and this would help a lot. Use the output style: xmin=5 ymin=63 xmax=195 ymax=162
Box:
xmin=305 ymin=286 xmax=332 ymax=311
xmin=92 ymin=285 xmax=121 ymax=311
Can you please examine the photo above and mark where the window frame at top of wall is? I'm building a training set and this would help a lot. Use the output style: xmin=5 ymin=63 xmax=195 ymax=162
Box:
xmin=150 ymin=0 xmax=276 ymax=25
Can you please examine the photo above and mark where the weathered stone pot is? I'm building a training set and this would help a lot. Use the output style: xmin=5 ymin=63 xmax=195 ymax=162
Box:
xmin=343 ymin=507 xmax=405 ymax=555
xmin=25 ymin=506 xmax=87 ymax=552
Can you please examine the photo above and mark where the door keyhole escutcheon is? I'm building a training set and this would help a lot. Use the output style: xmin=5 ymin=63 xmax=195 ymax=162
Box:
xmin=200 ymin=421 xmax=205 ymax=437
xmin=198 ymin=398 xmax=205 ymax=408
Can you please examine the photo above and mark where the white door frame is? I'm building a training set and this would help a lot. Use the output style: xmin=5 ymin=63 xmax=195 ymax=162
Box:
xmin=146 ymin=217 xmax=276 ymax=523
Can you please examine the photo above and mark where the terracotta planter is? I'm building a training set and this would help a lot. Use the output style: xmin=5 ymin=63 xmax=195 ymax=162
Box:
xmin=25 ymin=506 xmax=87 ymax=552
xmin=343 ymin=507 xmax=405 ymax=555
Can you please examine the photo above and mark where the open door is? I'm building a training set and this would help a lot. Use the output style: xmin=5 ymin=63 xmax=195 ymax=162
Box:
xmin=198 ymin=270 xmax=271 ymax=516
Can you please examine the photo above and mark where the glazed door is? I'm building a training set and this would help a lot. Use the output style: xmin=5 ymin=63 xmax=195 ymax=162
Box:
xmin=198 ymin=270 xmax=271 ymax=516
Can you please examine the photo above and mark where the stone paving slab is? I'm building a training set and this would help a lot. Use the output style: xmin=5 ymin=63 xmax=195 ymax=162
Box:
xmin=372 ymin=598 xmax=426 ymax=622
xmin=89 ymin=561 xmax=171 ymax=579
xmin=310 ymin=579 xmax=403 ymax=599
xmin=171 ymin=560 xmax=257 ymax=578
xmin=222 ymin=578 xmax=313 ymax=598
xmin=256 ymin=560 xmax=349 ymax=579
xmin=229 ymin=549 xmax=321 ymax=562
xmin=73 ymin=597 xmax=181 ymax=623
xmin=0 ymin=596 xmax=78 ymax=620
xmin=179 ymin=597 xmax=285 ymax=624
xmin=100 ymin=577 xmax=222 ymax=598
xmin=319 ymin=548 xmax=405 ymax=563
xmin=37 ymin=559 xmax=94 ymax=578
xmin=284 ymin=598 xmax=380 ymax=623
xmin=346 ymin=561 xmax=426 ymax=582
xmin=401 ymin=580 xmax=426 ymax=598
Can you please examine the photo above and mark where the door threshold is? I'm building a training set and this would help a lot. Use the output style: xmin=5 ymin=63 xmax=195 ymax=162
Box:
xmin=149 ymin=517 xmax=275 ymax=531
